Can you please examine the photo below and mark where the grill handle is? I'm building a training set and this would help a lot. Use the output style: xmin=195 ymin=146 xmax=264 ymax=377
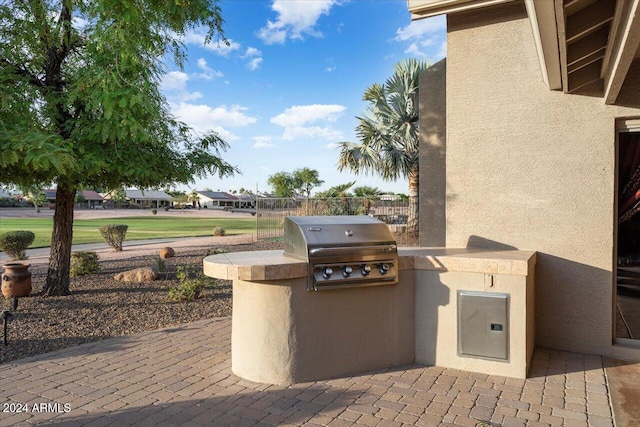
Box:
xmin=309 ymin=244 xmax=397 ymax=256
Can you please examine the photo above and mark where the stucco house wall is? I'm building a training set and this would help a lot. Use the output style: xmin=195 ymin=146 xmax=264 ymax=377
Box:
xmin=432 ymin=1 xmax=640 ymax=356
xmin=419 ymin=59 xmax=447 ymax=247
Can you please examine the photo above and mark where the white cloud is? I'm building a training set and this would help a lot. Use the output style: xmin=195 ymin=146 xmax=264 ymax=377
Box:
xmin=196 ymin=58 xmax=224 ymax=80
xmin=257 ymin=22 xmax=288 ymax=45
xmin=394 ymin=15 xmax=447 ymax=60
xmin=281 ymin=126 xmax=343 ymax=141
xmin=160 ymin=71 xmax=203 ymax=102
xmin=161 ymin=71 xmax=189 ymax=91
xmin=183 ymin=30 xmax=241 ymax=56
xmin=437 ymin=40 xmax=447 ymax=58
xmin=257 ymin=0 xmax=341 ymax=44
xmin=394 ymin=15 xmax=446 ymax=41
xmin=325 ymin=142 xmax=341 ymax=149
xmin=243 ymin=47 xmax=262 ymax=58
xmin=271 ymin=104 xmax=345 ymax=127
xmin=242 ymin=47 xmax=263 ymax=71
xmin=253 ymin=136 xmax=276 ymax=148
xmin=169 ymin=103 xmax=257 ymax=140
xmin=326 ymin=66 xmax=336 ymax=72
xmin=210 ymin=126 xmax=241 ymax=142
xmin=161 ymin=66 xmax=223 ymax=102
xmin=271 ymin=104 xmax=346 ymax=141
xmin=205 ymin=39 xmax=242 ymax=56
xmin=405 ymin=42 xmax=426 ymax=58
xmin=247 ymin=57 xmax=263 ymax=71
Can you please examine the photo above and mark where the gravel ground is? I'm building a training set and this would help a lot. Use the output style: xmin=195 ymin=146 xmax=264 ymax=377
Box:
xmin=0 ymin=232 xmax=417 ymax=365
xmin=0 ymin=240 xmax=282 ymax=365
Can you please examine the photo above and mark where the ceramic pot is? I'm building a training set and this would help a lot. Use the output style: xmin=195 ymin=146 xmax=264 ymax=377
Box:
xmin=1 ymin=263 xmax=32 ymax=299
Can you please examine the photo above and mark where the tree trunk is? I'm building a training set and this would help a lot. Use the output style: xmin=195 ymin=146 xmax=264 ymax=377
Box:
xmin=43 ymin=184 xmax=76 ymax=296
xmin=407 ymin=169 xmax=419 ymax=234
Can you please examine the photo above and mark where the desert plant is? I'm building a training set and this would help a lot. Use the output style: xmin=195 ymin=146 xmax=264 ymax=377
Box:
xmin=169 ymin=266 xmax=217 ymax=301
xmin=153 ymin=256 xmax=166 ymax=272
xmin=99 ymin=224 xmax=128 ymax=251
xmin=152 ymin=255 xmax=168 ymax=280
xmin=205 ymin=247 xmax=229 ymax=256
xmin=0 ymin=231 xmax=35 ymax=260
xmin=70 ymin=251 xmax=100 ymax=277
xmin=213 ymin=226 xmax=226 ymax=236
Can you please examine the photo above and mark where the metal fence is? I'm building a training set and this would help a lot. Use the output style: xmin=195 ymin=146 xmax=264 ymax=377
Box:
xmin=256 ymin=197 xmax=411 ymax=240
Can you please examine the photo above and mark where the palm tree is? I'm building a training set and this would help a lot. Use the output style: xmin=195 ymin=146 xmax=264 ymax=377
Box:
xmin=293 ymin=168 xmax=324 ymax=198
xmin=353 ymin=186 xmax=383 ymax=215
xmin=315 ymin=181 xmax=356 ymax=198
xmin=188 ymin=190 xmax=201 ymax=209
xmin=337 ymin=59 xmax=429 ymax=233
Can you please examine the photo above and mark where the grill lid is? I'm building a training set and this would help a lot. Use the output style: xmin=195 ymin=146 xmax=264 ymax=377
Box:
xmin=284 ymin=216 xmax=398 ymax=291
xmin=283 ymin=216 xmax=395 ymax=260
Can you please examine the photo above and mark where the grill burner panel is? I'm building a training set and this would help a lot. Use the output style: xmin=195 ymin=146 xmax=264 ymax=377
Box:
xmin=283 ymin=216 xmax=399 ymax=291
xmin=312 ymin=260 xmax=397 ymax=291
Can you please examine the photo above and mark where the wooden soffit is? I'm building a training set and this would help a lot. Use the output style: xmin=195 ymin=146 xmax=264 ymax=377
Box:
xmin=407 ymin=0 xmax=516 ymax=19
xmin=408 ymin=0 xmax=640 ymax=105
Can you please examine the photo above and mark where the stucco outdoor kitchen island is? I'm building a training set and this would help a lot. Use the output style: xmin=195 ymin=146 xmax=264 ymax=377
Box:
xmin=203 ymin=247 xmax=536 ymax=385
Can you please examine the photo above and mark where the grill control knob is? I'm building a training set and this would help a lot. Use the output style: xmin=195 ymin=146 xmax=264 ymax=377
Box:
xmin=379 ymin=264 xmax=390 ymax=275
xmin=323 ymin=267 xmax=333 ymax=279
xmin=343 ymin=266 xmax=353 ymax=277
xmin=362 ymin=265 xmax=372 ymax=276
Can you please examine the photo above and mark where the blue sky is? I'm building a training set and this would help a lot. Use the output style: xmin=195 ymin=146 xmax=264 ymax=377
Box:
xmin=162 ymin=0 xmax=446 ymax=195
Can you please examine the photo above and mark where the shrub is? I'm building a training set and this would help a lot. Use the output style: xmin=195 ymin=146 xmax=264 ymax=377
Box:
xmin=205 ymin=247 xmax=229 ymax=256
xmin=168 ymin=266 xmax=217 ymax=302
xmin=99 ymin=224 xmax=128 ymax=251
xmin=70 ymin=251 xmax=100 ymax=277
xmin=0 ymin=231 xmax=35 ymax=260
xmin=151 ymin=209 xmax=157 ymax=215
xmin=213 ymin=226 xmax=226 ymax=237
xmin=153 ymin=256 xmax=166 ymax=273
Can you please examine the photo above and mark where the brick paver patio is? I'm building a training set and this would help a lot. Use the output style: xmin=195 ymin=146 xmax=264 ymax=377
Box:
xmin=0 ymin=317 xmax=614 ymax=426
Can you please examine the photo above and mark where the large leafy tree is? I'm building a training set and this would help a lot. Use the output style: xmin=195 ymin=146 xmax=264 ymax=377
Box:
xmin=293 ymin=167 xmax=323 ymax=198
xmin=267 ymin=171 xmax=296 ymax=198
xmin=337 ymin=59 xmax=429 ymax=233
xmin=267 ymin=168 xmax=323 ymax=198
xmin=0 ymin=0 xmax=238 ymax=296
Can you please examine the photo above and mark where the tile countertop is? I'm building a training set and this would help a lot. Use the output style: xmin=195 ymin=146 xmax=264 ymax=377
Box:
xmin=203 ymin=248 xmax=537 ymax=281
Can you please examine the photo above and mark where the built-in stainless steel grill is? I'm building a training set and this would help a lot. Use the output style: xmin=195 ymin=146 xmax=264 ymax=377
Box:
xmin=283 ymin=216 xmax=398 ymax=291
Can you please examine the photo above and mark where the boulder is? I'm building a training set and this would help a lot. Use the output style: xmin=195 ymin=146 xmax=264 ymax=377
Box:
xmin=114 ymin=266 xmax=158 ymax=283
xmin=159 ymin=247 xmax=175 ymax=259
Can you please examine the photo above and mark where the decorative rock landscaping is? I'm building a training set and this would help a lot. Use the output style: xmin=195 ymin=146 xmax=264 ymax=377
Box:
xmin=114 ymin=266 xmax=159 ymax=282
xmin=159 ymin=246 xmax=175 ymax=259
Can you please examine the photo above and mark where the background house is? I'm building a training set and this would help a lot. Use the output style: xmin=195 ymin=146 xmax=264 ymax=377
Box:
xmin=197 ymin=191 xmax=238 ymax=208
xmin=410 ymin=0 xmax=640 ymax=361
xmin=42 ymin=189 xmax=105 ymax=208
xmin=234 ymin=193 xmax=256 ymax=209
xmin=125 ymin=189 xmax=171 ymax=208
xmin=77 ymin=190 xmax=104 ymax=209
xmin=103 ymin=189 xmax=171 ymax=208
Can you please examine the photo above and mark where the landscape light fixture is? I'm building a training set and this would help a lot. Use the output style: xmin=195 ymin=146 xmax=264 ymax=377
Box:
xmin=1 ymin=310 xmax=13 ymax=346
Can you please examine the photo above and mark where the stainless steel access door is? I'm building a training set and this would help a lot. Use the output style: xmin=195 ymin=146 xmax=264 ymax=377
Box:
xmin=457 ymin=291 xmax=509 ymax=361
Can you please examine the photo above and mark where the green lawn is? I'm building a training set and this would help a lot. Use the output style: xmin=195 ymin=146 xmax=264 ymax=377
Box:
xmin=0 ymin=217 xmax=256 ymax=248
